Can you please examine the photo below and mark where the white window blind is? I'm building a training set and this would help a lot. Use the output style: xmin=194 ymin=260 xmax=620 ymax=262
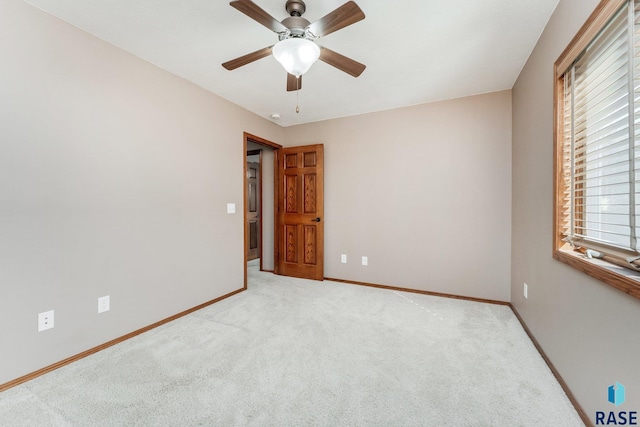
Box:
xmin=560 ymin=0 xmax=640 ymax=266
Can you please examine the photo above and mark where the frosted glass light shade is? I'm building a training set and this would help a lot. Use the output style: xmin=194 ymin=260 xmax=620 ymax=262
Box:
xmin=272 ymin=38 xmax=320 ymax=77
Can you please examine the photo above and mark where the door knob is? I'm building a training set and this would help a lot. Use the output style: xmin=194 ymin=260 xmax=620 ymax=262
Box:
xmin=312 ymin=217 xmax=321 ymax=222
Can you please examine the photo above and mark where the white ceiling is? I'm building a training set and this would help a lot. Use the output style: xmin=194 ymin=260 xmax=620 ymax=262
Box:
xmin=22 ymin=0 xmax=559 ymax=127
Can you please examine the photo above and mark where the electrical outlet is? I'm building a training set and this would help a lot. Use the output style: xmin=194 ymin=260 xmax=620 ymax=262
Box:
xmin=362 ymin=256 xmax=368 ymax=266
xmin=341 ymin=254 xmax=347 ymax=263
xmin=524 ymin=283 xmax=528 ymax=299
xmin=38 ymin=310 xmax=54 ymax=332
xmin=98 ymin=295 xmax=110 ymax=313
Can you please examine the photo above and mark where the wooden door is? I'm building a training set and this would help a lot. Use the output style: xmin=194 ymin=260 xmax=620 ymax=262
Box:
xmin=277 ymin=144 xmax=324 ymax=280
xmin=246 ymin=161 xmax=260 ymax=261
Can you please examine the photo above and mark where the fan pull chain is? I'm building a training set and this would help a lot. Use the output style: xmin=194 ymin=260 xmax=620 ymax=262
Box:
xmin=296 ymin=77 xmax=300 ymax=114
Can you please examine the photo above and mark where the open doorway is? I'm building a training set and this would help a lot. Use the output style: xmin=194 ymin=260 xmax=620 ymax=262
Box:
xmin=246 ymin=151 xmax=261 ymax=262
xmin=243 ymin=133 xmax=282 ymax=288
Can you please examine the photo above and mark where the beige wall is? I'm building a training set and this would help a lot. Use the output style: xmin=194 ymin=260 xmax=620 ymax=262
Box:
xmin=512 ymin=0 xmax=640 ymax=418
xmin=0 ymin=0 xmax=283 ymax=384
xmin=284 ymin=91 xmax=512 ymax=302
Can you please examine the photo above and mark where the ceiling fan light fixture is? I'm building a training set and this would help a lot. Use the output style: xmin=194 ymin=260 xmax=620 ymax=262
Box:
xmin=272 ymin=38 xmax=320 ymax=77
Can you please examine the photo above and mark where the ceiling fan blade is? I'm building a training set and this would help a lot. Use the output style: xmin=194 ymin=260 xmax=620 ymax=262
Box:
xmin=222 ymin=46 xmax=273 ymax=70
xmin=287 ymin=73 xmax=302 ymax=91
xmin=306 ymin=1 xmax=365 ymax=38
xmin=230 ymin=0 xmax=288 ymax=34
xmin=319 ymin=46 xmax=366 ymax=77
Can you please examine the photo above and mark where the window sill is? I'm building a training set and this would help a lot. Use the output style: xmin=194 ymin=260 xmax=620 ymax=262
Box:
xmin=554 ymin=248 xmax=640 ymax=300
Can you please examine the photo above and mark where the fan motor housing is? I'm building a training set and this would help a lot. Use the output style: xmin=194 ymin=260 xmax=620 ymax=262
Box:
xmin=281 ymin=16 xmax=310 ymax=37
xmin=285 ymin=0 xmax=306 ymax=17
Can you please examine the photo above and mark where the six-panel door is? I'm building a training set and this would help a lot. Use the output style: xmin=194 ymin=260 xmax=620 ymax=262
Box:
xmin=277 ymin=144 xmax=324 ymax=280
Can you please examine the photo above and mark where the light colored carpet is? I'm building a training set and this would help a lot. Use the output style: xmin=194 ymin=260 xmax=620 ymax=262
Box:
xmin=0 ymin=265 xmax=584 ymax=426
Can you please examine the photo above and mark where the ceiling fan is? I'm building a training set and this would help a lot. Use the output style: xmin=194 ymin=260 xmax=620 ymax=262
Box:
xmin=222 ymin=0 xmax=366 ymax=91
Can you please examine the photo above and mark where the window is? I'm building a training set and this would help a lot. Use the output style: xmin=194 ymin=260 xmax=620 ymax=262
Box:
xmin=554 ymin=0 xmax=640 ymax=299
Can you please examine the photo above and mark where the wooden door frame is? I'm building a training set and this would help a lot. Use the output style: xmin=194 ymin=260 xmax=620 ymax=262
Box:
xmin=243 ymin=132 xmax=282 ymax=289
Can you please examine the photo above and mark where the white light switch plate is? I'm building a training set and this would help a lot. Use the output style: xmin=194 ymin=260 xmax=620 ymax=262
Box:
xmin=341 ymin=254 xmax=347 ymax=263
xmin=362 ymin=256 xmax=368 ymax=266
xmin=227 ymin=203 xmax=236 ymax=214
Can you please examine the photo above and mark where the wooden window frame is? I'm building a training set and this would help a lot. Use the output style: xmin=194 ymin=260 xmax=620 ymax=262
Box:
xmin=553 ymin=0 xmax=640 ymax=300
